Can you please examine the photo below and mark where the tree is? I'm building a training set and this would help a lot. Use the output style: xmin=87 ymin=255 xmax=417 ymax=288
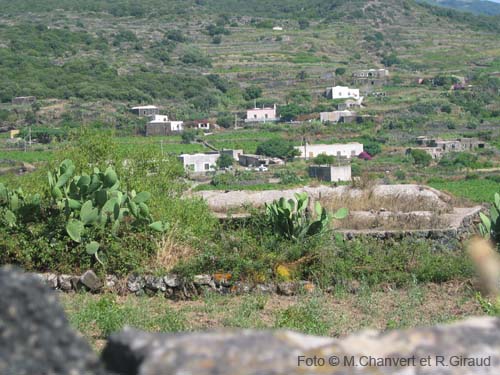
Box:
xmin=256 ymin=139 xmax=300 ymax=160
xmin=278 ymin=104 xmax=305 ymax=122
xmin=217 ymin=114 xmax=234 ymax=129
xmin=243 ymin=86 xmax=262 ymax=101
xmin=181 ymin=130 xmax=197 ymax=144
xmin=216 ymin=153 xmax=234 ymax=169
xmin=381 ymin=53 xmax=400 ymax=67
xmin=313 ymin=154 xmax=335 ymax=165
xmin=408 ymin=149 xmax=432 ymax=166
xmin=363 ymin=140 xmax=382 ymax=156
xmin=335 ymin=67 xmax=346 ymax=76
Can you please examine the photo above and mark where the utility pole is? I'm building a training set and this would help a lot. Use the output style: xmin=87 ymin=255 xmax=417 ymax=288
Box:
xmin=303 ymin=136 xmax=307 ymax=161
xmin=28 ymin=127 xmax=32 ymax=148
xmin=234 ymin=114 xmax=238 ymax=130
xmin=160 ymin=139 xmax=164 ymax=156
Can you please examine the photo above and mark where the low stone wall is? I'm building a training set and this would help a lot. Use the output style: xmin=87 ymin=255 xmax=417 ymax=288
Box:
xmin=339 ymin=206 xmax=483 ymax=250
xmin=35 ymin=270 xmax=318 ymax=298
xmin=2 ymin=266 xmax=500 ymax=375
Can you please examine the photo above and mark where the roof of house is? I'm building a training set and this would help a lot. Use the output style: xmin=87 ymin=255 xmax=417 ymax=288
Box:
xmin=131 ymin=105 xmax=158 ymax=110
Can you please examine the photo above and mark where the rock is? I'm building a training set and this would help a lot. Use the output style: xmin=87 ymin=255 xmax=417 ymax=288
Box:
xmin=231 ymin=282 xmax=254 ymax=294
xmin=0 ymin=266 xmax=105 ymax=375
xmin=127 ymin=275 xmax=145 ymax=293
xmin=277 ymin=281 xmax=298 ymax=296
xmin=79 ymin=270 xmax=103 ymax=292
xmin=193 ymin=274 xmax=212 ymax=286
xmin=41 ymin=273 xmax=58 ymax=289
xmin=144 ymin=276 xmax=166 ymax=293
xmin=254 ymin=283 xmax=277 ymax=294
xmin=163 ymin=274 xmax=181 ymax=288
xmin=105 ymin=275 xmax=119 ymax=290
xmin=102 ymin=317 xmax=500 ymax=374
xmin=59 ymin=274 xmax=78 ymax=292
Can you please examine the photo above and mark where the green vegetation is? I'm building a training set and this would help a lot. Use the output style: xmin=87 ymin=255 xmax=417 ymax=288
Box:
xmin=428 ymin=178 xmax=500 ymax=203
xmin=256 ymin=139 xmax=300 ymax=160
xmin=479 ymin=192 xmax=500 ymax=247
xmin=265 ymin=192 xmax=347 ymax=242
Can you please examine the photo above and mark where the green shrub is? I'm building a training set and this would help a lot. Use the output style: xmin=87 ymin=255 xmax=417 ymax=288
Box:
xmin=479 ymin=192 xmax=500 ymax=246
xmin=407 ymin=149 xmax=432 ymax=166
xmin=256 ymin=139 xmax=300 ymax=160
xmin=313 ymin=154 xmax=335 ymax=165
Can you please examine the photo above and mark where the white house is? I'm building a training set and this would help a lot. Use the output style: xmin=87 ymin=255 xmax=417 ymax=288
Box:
xmin=146 ymin=115 xmax=184 ymax=136
xmin=320 ymin=110 xmax=356 ymax=123
xmin=329 ymin=86 xmax=360 ymax=100
xmin=245 ymin=105 xmax=278 ymax=123
xmin=294 ymin=143 xmax=364 ymax=159
xmin=272 ymin=26 xmax=283 ymax=31
xmin=178 ymin=152 xmax=220 ymax=173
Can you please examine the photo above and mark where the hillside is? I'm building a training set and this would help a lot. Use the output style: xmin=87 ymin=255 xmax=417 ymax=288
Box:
xmin=0 ymin=0 xmax=498 ymax=140
xmin=420 ymin=0 xmax=500 ymax=15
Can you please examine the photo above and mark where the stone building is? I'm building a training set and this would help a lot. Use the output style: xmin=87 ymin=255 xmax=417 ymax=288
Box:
xmin=12 ymin=96 xmax=36 ymax=105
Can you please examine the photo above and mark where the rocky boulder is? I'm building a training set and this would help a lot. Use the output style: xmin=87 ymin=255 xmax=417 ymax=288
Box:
xmin=0 ymin=266 xmax=105 ymax=375
xmin=102 ymin=318 xmax=500 ymax=375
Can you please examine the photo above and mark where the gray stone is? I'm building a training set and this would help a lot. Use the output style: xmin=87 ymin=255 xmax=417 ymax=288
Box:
xmin=231 ymin=282 xmax=254 ymax=294
xmin=105 ymin=275 xmax=119 ymax=290
xmin=163 ymin=274 xmax=181 ymax=288
xmin=58 ymin=274 xmax=77 ymax=291
xmin=127 ymin=274 xmax=145 ymax=293
xmin=102 ymin=318 xmax=500 ymax=375
xmin=41 ymin=273 xmax=58 ymax=289
xmin=0 ymin=266 xmax=105 ymax=375
xmin=193 ymin=274 xmax=212 ymax=286
xmin=277 ymin=281 xmax=298 ymax=296
xmin=144 ymin=275 xmax=166 ymax=292
xmin=80 ymin=270 xmax=103 ymax=292
xmin=254 ymin=283 xmax=277 ymax=294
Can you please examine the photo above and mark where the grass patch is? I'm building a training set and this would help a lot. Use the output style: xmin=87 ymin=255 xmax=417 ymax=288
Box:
xmin=428 ymin=178 xmax=499 ymax=203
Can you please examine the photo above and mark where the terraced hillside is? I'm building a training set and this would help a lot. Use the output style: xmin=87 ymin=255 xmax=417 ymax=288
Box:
xmin=0 ymin=0 xmax=498 ymax=143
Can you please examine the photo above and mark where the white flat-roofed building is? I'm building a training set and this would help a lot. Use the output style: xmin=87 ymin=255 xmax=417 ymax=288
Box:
xmin=329 ymin=86 xmax=360 ymax=100
xmin=178 ymin=152 xmax=220 ymax=173
xmin=295 ymin=143 xmax=364 ymax=159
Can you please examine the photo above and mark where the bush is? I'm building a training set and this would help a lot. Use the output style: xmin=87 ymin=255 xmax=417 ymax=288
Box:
xmin=438 ymin=152 xmax=478 ymax=169
xmin=408 ymin=149 xmax=432 ymax=166
xmin=256 ymin=139 xmax=300 ymax=160
xmin=313 ymin=154 xmax=335 ymax=165
xmin=335 ymin=67 xmax=346 ymax=76
xmin=243 ymin=86 xmax=262 ymax=100
xmin=216 ymin=153 xmax=234 ymax=169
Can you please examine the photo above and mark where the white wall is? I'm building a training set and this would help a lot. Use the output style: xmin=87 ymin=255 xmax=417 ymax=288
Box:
xmin=330 ymin=86 xmax=360 ymax=100
xmin=179 ymin=153 xmax=220 ymax=173
xmin=295 ymin=143 xmax=364 ymax=159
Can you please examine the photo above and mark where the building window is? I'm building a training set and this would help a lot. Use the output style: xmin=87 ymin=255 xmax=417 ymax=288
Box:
xmin=265 ymin=114 xmax=268 ymax=119
xmin=254 ymin=114 xmax=257 ymax=119
xmin=204 ymin=163 xmax=210 ymax=170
